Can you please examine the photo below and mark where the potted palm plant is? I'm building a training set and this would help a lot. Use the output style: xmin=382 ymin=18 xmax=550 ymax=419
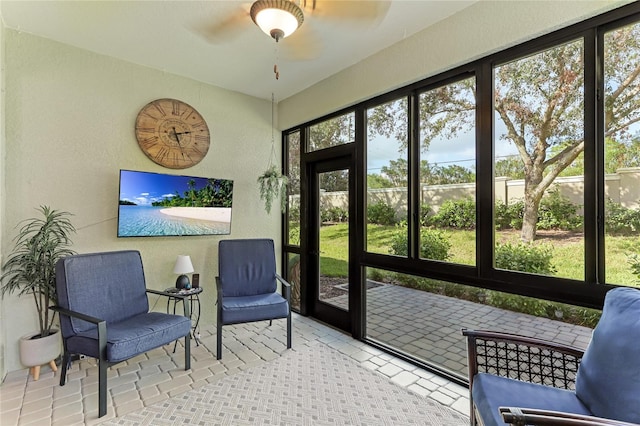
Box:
xmin=1 ymin=206 xmax=76 ymax=380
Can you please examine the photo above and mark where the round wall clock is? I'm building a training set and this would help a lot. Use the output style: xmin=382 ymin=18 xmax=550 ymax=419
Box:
xmin=135 ymin=98 xmax=210 ymax=169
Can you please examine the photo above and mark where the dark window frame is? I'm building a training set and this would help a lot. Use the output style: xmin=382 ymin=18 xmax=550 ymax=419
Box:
xmin=282 ymin=3 xmax=640 ymax=311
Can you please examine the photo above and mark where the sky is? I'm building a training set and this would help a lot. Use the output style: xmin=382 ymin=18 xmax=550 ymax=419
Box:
xmin=366 ymin=124 xmax=518 ymax=174
xmin=119 ymin=170 xmax=217 ymax=206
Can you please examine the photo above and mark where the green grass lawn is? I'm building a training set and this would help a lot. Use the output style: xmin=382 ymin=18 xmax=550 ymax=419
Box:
xmin=319 ymin=224 xmax=350 ymax=277
xmin=313 ymin=223 xmax=640 ymax=284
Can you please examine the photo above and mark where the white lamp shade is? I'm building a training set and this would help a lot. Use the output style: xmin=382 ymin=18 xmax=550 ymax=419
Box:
xmin=254 ymin=8 xmax=300 ymax=39
xmin=173 ymin=255 xmax=194 ymax=275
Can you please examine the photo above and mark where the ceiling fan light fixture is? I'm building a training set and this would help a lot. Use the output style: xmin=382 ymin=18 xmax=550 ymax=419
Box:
xmin=250 ymin=0 xmax=304 ymax=42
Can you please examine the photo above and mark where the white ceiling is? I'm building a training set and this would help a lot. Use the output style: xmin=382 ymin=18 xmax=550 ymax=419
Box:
xmin=0 ymin=0 xmax=477 ymax=101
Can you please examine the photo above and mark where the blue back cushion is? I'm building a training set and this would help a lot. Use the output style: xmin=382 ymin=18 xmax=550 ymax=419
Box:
xmin=575 ymin=287 xmax=640 ymax=423
xmin=56 ymin=251 xmax=149 ymax=336
xmin=218 ymin=239 xmax=277 ymax=297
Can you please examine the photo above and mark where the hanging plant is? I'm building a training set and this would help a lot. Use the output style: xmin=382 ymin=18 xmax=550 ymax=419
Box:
xmin=258 ymin=164 xmax=288 ymax=214
xmin=258 ymin=93 xmax=288 ymax=214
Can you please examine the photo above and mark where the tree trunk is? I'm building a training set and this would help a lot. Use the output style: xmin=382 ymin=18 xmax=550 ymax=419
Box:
xmin=521 ymin=196 xmax=541 ymax=243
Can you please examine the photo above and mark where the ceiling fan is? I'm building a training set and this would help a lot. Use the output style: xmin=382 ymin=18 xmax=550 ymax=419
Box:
xmin=190 ymin=0 xmax=390 ymax=61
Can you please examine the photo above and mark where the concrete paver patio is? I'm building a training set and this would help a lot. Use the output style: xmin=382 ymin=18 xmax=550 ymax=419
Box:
xmin=327 ymin=281 xmax=594 ymax=378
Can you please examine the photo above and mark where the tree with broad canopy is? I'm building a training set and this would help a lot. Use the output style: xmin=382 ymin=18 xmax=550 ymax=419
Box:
xmin=365 ymin=23 xmax=640 ymax=242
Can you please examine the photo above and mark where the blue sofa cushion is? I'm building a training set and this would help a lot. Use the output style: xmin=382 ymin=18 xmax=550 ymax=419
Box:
xmin=65 ymin=312 xmax=191 ymax=363
xmin=56 ymin=251 xmax=149 ymax=336
xmin=473 ymin=373 xmax=591 ymax=426
xmin=221 ymin=293 xmax=289 ymax=325
xmin=218 ymin=239 xmax=278 ymax=297
xmin=575 ymin=287 xmax=640 ymax=424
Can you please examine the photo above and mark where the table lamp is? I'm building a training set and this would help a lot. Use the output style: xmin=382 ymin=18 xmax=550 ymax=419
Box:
xmin=173 ymin=255 xmax=194 ymax=289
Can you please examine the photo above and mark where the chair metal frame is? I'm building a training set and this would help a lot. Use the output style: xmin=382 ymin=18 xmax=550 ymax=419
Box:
xmin=499 ymin=407 xmax=640 ymax=426
xmin=216 ymin=274 xmax=291 ymax=360
xmin=51 ymin=289 xmax=191 ymax=418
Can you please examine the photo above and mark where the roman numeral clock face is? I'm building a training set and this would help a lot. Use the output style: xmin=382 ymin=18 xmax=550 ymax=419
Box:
xmin=135 ymin=99 xmax=210 ymax=169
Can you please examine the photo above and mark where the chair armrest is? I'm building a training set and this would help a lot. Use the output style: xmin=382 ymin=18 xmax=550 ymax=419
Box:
xmin=215 ymin=277 xmax=222 ymax=295
xmin=215 ymin=277 xmax=223 ymax=329
xmin=215 ymin=277 xmax=224 ymax=305
xmin=146 ymin=288 xmax=188 ymax=299
xmin=275 ymin=273 xmax=292 ymax=304
xmin=50 ymin=305 xmax=108 ymax=361
xmin=462 ymin=329 xmax=585 ymax=389
xmin=50 ymin=305 xmax=105 ymax=325
xmin=500 ymin=407 xmax=639 ymax=426
xmin=146 ymin=289 xmax=191 ymax=317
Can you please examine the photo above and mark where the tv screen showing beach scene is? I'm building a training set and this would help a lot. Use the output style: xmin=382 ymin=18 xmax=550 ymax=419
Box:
xmin=118 ymin=169 xmax=233 ymax=237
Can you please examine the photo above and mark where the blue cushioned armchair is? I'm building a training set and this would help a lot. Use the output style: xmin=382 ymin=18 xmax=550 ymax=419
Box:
xmin=216 ymin=239 xmax=291 ymax=360
xmin=51 ymin=250 xmax=192 ymax=418
xmin=463 ymin=287 xmax=640 ymax=426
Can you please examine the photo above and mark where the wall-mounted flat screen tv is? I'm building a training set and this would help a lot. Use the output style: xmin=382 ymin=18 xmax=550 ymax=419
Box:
xmin=118 ymin=169 xmax=233 ymax=237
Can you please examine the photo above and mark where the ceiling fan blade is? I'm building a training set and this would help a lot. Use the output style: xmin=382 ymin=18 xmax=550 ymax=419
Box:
xmin=281 ymin=21 xmax=323 ymax=61
xmin=309 ymin=0 xmax=390 ymax=25
xmin=188 ymin=4 xmax=251 ymax=44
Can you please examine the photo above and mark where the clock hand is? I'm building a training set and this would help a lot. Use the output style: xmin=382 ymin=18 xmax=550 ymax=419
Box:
xmin=171 ymin=127 xmax=183 ymax=147
xmin=170 ymin=128 xmax=187 ymax=159
xmin=175 ymin=131 xmax=191 ymax=136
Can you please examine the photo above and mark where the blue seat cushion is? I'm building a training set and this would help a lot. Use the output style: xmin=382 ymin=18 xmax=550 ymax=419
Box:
xmin=221 ymin=293 xmax=289 ymax=325
xmin=575 ymin=287 xmax=640 ymax=424
xmin=65 ymin=312 xmax=192 ymax=363
xmin=473 ymin=373 xmax=591 ymax=426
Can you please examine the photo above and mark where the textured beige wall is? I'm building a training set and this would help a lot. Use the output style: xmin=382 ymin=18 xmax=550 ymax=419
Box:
xmin=1 ymin=30 xmax=280 ymax=373
xmin=618 ymin=168 xmax=640 ymax=209
xmin=280 ymin=1 xmax=626 ymax=128
xmin=327 ymin=169 xmax=640 ymax=216
xmin=1 ymin=20 xmax=6 ymax=381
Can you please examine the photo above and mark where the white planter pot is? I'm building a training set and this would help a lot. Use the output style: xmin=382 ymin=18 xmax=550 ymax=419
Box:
xmin=19 ymin=329 xmax=61 ymax=380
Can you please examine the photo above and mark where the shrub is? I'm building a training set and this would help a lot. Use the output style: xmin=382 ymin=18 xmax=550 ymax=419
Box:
xmin=537 ymin=189 xmax=582 ymax=231
xmin=605 ymin=199 xmax=640 ymax=234
xmin=556 ymin=305 xmax=601 ymax=328
xmin=487 ymin=291 xmax=549 ymax=317
xmin=486 ymin=293 xmax=601 ymax=328
xmin=430 ymin=198 xmax=476 ymax=229
xmin=367 ymin=201 xmax=397 ymax=225
xmin=367 ymin=268 xmax=387 ymax=282
xmin=420 ymin=203 xmax=434 ymax=226
xmin=288 ymin=225 xmax=300 ymax=245
xmin=392 ymin=273 xmax=444 ymax=293
xmin=494 ymin=201 xmax=510 ymax=230
xmin=389 ymin=226 xmax=410 ymax=256
xmin=321 ymin=206 xmax=348 ymax=223
xmin=419 ymin=229 xmax=452 ymax=260
xmin=288 ymin=204 xmax=300 ymax=222
xmin=495 ymin=242 xmax=556 ymax=275
xmin=389 ymin=224 xmax=451 ymax=260
xmin=495 ymin=199 xmax=524 ymax=230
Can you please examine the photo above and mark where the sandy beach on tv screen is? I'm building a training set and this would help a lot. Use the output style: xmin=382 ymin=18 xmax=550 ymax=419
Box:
xmin=160 ymin=207 xmax=231 ymax=223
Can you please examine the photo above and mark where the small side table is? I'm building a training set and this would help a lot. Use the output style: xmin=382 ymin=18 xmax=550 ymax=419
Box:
xmin=165 ymin=287 xmax=203 ymax=349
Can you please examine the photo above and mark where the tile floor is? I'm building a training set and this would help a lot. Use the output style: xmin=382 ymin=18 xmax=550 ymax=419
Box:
xmin=0 ymin=313 xmax=470 ymax=425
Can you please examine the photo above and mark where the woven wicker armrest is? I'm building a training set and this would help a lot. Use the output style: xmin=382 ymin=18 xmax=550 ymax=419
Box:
xmin=499 ymin=407 xmax=640 ymax=426
xmin=462 ymin=329 xmax=585 ymax=390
